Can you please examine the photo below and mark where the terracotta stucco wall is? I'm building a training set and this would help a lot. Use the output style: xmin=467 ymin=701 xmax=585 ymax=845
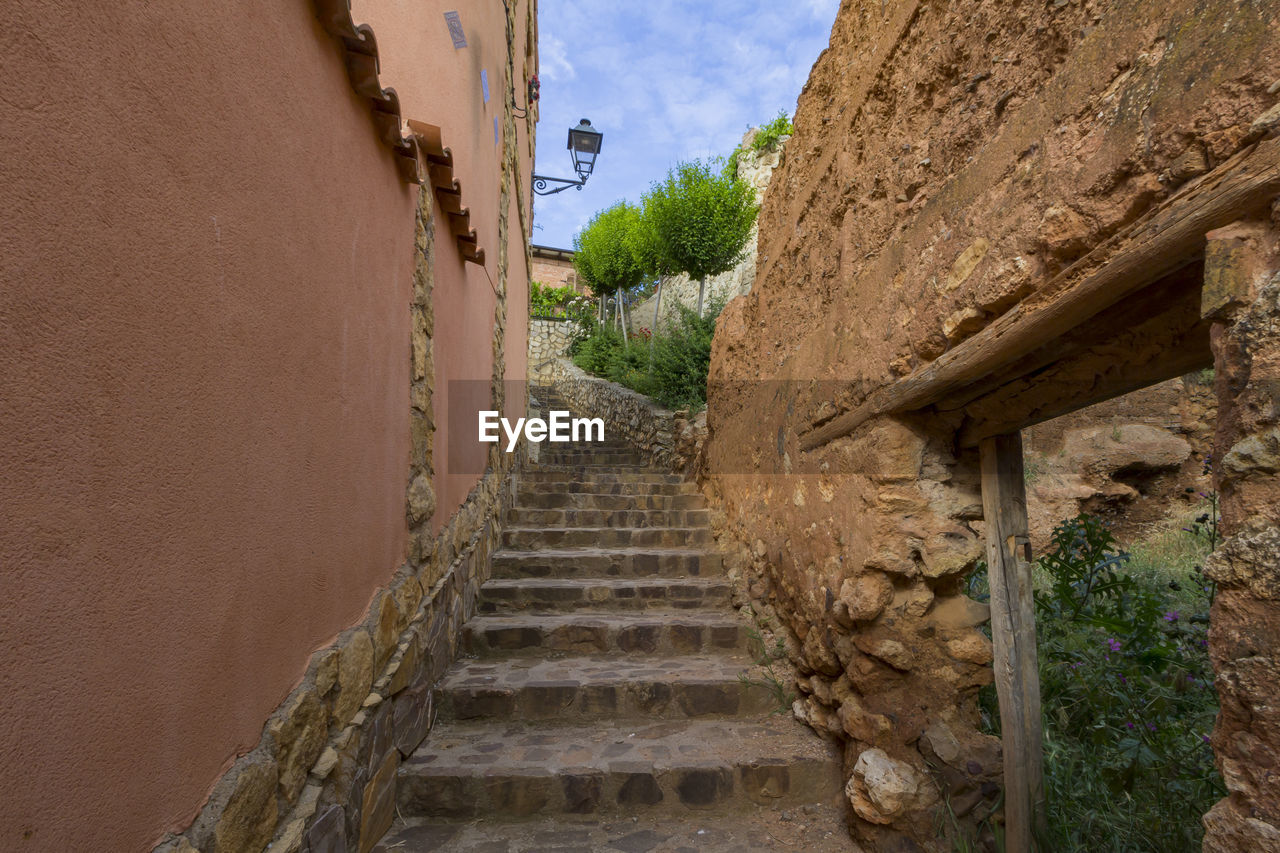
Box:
xmin=354 ymin=0 xmax=533 ymax=528
xmin=0 ymin=2 xmax=417 ymax=850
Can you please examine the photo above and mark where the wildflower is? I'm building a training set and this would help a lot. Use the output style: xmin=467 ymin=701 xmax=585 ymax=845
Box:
xmin=1107 ymin=638 xmax=1122 ymax=652
xmin=1164 ymin=611 xmax=1180 ymax=622
xmin=1127 ymin=722 xmax=1135 ymax=729
xmin=1147 ymin=722 xmax=1158 ymax=731
xmin=1202 ymin=734 xmax=1211 ymax=743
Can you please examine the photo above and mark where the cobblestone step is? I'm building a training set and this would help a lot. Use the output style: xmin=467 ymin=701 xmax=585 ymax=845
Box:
xmin=490 ymin=547 xmax=722 ymax=579
xmin=375 ymin=806 xmax=859 ymax=852
xmin=535 ymin=451 xmax=653 ymax=466
xmin=502 ymin=526 xmax=712 ymax=550
xmin=478 ymin=577 xmax=732 ymax=613
xmin=514 ymin=491 xmax=706 ymax=511
xmin=518 ymin=480 xmax=697 ymax=497
xmin=462 ymin=611 xmax=747 ymax=657
xmin=507 ymin=507 xmax=710 ymax=527
xmin=395 ymin=718 xmax=844 ymax=821
xmin=436 ymin=654 xmax=776 ymax=722
xmin=520 ymin=469 xmax=690 ymax=485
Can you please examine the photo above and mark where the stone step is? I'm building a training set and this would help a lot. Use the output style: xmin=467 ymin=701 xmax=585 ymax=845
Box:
xmin=436 ymin=654 xmax=777 ymax=722
xmin=520 ymin=469 xmax=689 ymax=485
xmin=535 ymin=450 xmax=652 ymax=464
xmin=395 ymin=718 xmax=844 ymax=821
xmin=490 ymin=547 xmax=722 ymax=580
xmin=461 ymin=611 xmax=747 ymax=657
xmin=514 ymin=491 xmax=706 ymax=511
xmin=518 ymin=480 xmax=697 ymax=497
xmin=506 ymin=506 xmax=710 ymax=527
xmin=478 ymin=577 xmax=732 ymax=613
xmin=375 ymin=806 xmax=858 ymax=852
xmin=502 ymin=526 xmax=712 ymax=550
xmin=463 ymin=607 xmax=747 ymax=653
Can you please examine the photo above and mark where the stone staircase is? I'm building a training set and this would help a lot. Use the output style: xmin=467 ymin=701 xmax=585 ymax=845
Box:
xmin=376 ymin=392 xmax=854 ymax=852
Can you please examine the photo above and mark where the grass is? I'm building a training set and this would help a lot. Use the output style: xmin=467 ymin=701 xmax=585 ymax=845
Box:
xmin=739 ymin=624 xmax=797 ymax=715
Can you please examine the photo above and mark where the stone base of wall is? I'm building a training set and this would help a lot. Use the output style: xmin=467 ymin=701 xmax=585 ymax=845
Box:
xmin=153 ymin=458 xmax=520 ymax=853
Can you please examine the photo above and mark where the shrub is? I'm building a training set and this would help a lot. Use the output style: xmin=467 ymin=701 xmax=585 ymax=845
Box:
xmin=726 ymin=110 xmax=793 ymax=177
xmin=530 ymin=281 xmax=592 ymax=322
xmin=571 ymin=300 xmax=722 ymax=410
xmin=969 ymin=512 xmax=1222 ymax=851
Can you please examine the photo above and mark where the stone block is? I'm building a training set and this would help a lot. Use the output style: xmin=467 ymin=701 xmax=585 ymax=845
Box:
xmin=392 ymin=683 xmax=434 ymax=756
xmin=333 ymin=631 xmax=374 ymax=726
xmin=838 ymin=572 xmax=894 ymax=622
xmin=269 ymin=689 xmax=327 ymax=803
xmin=675 ymin=767 xmax=733 ymax=807
xmin=211 ymin=758 xmax=278 ymax=853
xmin=304 ymin=805 xmax=347 ymax=853
xmin=357 ymin=751 xmax=398 ymax=853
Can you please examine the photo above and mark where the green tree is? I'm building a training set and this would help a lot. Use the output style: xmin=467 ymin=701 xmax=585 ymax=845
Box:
xmin=640 ymin=159 xmax=758 ymax=317
xmin=573 ymin=202 xmax=646 ymax=341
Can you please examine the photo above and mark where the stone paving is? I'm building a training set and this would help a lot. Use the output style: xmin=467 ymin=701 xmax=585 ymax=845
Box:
xmin=378 ymin=391 xmax=856 ymax=850
xmin=378 ymin=806 xmax=855 ymax=852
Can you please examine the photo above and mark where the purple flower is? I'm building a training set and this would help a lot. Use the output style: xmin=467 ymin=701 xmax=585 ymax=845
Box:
xmin=1107 ymin=638 xmax=1123 ymax=652
xmin=1147 ymin=722 xmax=1158 ymax=731
xmin=1118 ymin=675 xmax=1128 ymax=685
xmin=1127 ymin=722 xmax=1135 ymax=729
xmin=1202 ymin=734 xmax=1211 ymax=743
xmin=1164 ymin=611 xmax=1180 ymax=622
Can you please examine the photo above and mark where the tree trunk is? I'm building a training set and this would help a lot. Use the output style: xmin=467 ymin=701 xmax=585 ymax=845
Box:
xmin=696 ymin=275 xmax=706 ymax=318
xmin=616 ymin=287 xmax=629 ymax=344
xmin=598 ymin=293 xmax=605 ymax=323
xmin=650 ymin=277 xmax=664 ymax=350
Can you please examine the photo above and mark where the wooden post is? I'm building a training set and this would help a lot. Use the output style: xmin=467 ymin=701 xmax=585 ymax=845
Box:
xmin=979 ymin=432 xmax=1045 ymax=852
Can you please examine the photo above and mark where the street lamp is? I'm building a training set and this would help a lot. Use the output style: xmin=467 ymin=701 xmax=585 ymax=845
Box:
xmin=533 ymin=119 xmax=603 ymax=196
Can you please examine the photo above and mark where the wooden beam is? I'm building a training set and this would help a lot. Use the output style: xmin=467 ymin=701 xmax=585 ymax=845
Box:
xmin=934 ymin=262 xmax=1202 ymax=415
xmin=960 ymin=324 xmax=1210 ymax=447
xmin=799 ymin=137 xmax=1280 ymax=451
xmin=957 ymin=271 xmax=1212 ymax=446
xmin=979 ymin=432 xmax=1045 ymax=852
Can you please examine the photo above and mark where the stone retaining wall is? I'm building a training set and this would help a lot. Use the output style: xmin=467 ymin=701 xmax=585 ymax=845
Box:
xmin=527 ymin=318 xmax=576 ymax=382
xmin=540 ymin=358 xmax=678 ymax=467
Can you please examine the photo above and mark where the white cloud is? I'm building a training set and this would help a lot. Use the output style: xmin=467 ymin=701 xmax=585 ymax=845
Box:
xmin=540 ymin=35 xmax=575 ymax=82
xmin=533 ymin=0 xmax=839 ymax=248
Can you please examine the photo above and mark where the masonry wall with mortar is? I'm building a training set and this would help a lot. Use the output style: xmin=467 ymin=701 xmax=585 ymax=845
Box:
xmin=527 ymin=319 xmax=577 ymax=381
xmin=703 ymin=0 xmax=1280 ymax=849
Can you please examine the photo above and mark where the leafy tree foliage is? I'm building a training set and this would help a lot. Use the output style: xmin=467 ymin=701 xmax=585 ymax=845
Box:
xmin=640 ymin=159 xmax=758 ymax=284
xmin=571 ymin=202 xmax=646 ymax=297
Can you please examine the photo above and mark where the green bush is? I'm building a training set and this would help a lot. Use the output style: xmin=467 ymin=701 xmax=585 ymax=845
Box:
xmin=530 ymin=281 xmax=593 ymax=322
xmin=571 ymin=300 xmax=722 ymax=410
xmin=726 ymin=110 xmax=793 ymax=177
xmin=969 ymin=514 xmax=1222 ymax=851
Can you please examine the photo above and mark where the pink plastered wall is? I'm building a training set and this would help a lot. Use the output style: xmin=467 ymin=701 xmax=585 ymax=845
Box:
xmin=354 ymin=0 xmax=534 ymax=529
xmin=0 ymin=1 xmax=417 ymax=849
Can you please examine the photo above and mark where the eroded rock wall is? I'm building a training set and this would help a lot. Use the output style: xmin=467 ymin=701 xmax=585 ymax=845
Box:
xmin=704 ymin=0 xmax=1280 ymax=848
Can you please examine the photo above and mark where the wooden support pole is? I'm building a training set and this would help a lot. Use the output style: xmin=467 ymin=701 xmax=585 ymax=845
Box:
xmin=979 ymin=432 xmax=1045 ymax=852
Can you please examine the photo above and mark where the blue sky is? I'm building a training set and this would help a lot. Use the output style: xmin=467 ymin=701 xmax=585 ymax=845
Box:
xmin=530 ymin=0 xmax=840 ymax=250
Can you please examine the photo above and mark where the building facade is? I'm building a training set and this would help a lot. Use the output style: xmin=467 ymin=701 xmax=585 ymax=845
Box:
xmin=0 ymin=2 xmax=538 ymax=851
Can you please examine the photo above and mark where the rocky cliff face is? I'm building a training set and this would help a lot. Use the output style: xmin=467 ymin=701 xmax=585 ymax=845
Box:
xmin=700 ymin=0 xmax=1280 ymax=849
